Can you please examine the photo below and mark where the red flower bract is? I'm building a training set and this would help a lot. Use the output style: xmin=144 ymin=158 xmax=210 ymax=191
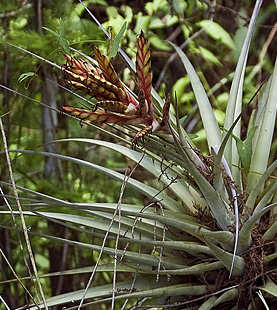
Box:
xmin=62 ymin=30 xmax=170 ymax=139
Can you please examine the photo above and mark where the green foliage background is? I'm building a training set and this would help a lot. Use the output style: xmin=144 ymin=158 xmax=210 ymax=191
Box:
xmin=0 ymin=0 xmax=276 ymax=309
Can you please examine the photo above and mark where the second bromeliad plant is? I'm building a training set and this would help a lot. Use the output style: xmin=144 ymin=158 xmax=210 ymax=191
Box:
xmin=59 ymin=6 xmax=276 ymax=309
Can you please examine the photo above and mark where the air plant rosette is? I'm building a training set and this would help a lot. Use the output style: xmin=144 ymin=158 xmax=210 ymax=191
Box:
xmin=60 ymin=26 xmax=277 ymax=309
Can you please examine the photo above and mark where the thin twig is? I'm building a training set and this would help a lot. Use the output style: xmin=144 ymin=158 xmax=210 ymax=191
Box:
xmin=0 ymin=186 xmax=41 ymax=307
xmin=0 ymin=2 xmax=32 ymax=18
xmin=0 ymin=295 xmax=10 ymax=310
xmin=120 ymin=268 xmax=139 ymax=310
xmin=154 ymin=27 xmax=206 ymax=90
xmin=155 ymin=0 xmax=216 ymax=90
xmin=78 ymin=156 xmax=144 ymax=310
xmin=112 ymin=171 xmax=127 ymax=310
xmin=0 ymin=246 xmax=38 ymax=307
xmin=0 ymin=118 xmax=48 ymax=309
xmin=112 ymin=156 xmax=146 ymax=309
xmin=247 ymin=21 xmax=277 ymax=84
xmin=0 ymin=84 xmax=60 ymax=114
xmin=7 ymin=43 xmax=60 ymax=69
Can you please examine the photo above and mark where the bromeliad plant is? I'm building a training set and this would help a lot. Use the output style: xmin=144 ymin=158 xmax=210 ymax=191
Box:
xmin=1 ymin=0 xmax=276 ymax=309
xmin=58 ymin=6 xmax=276 ymax=308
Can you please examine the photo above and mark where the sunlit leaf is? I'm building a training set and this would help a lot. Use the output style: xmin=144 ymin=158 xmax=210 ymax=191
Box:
xmin=197 ymin=46 xmax=222 ymax=66
xmin=233 ymin=126 xmax=258 ymax=175
xmin=109 ymin=21 xmax=127 ymax=58
xmin=43 ymin=19 xmax=70 ymax=54
xmin=258 ymin=277 xmax=277 ymax=297
xmin=197 ymin=20 xmax=235 ymax=49
xmin=18 ymin=72 xmax=36 ymax=83
xmin=149 ymin=35 xmax=171 ymax=51
xmin=42 ymin=26 xmax=58 ymax=37
xmin=58 ymin=18 xmax=70 ymax=55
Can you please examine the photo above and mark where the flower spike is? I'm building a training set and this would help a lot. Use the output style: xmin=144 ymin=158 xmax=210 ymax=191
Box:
xmin=62 ymin=30 xmax=171 ymax=141
xmin=136 ymin=30 xmax=153 ymax=117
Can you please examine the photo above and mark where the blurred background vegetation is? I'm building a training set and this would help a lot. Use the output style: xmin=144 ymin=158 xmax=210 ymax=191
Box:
xmin=0 ymin=0 xmax=276 ymax=309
